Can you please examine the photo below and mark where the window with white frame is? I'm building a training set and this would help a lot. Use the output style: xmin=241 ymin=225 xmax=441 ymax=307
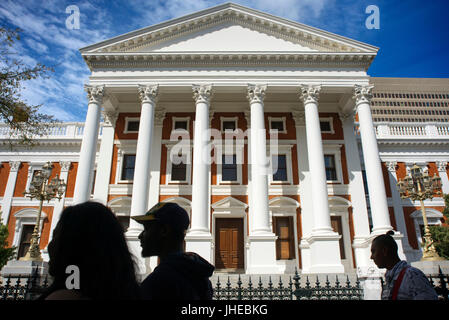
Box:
xmin=319 ymin=117 xmax=334 ymax=134
xmin=25 ymin=163 xmax=45 ymax=193
xmin=121 ymin=154 xmax=136 ymax=181
xmin=269 ymin=117 xmax=287 ymax=134
xmin=221 ymin=117 xmax=238 ymax=133
xmin=124 ymin=117 xmax=140 ymax=133
xmin=216 ymin=143 xmax=244 ymax=185
xmin=172 ymin=117 xmax=189 ymax=132
xmin=323 ymin=144 xmax=344 ymax=183
xmin=166 ymin=144 xmax=191 ymax=184
xmin=269 ymin=145 xmax=294 ymax=184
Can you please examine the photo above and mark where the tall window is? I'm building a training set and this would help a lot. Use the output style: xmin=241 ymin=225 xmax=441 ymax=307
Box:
xmin=171 ymin=155 xmax=187 ymax=181
xmin=324 ymin=155 xmax=337 ymax=181
xmin=17 ymin=225 xmax=35 ymax=259
xmin=272 ymin=154 xmax=287 ymax=181
xmin=222 ymin=154 xmax=237 ymax=181
xmin=273 ymin=217 xmax=295 ymax=260
xmin=121 ymin=154 xmax=136 ymax=181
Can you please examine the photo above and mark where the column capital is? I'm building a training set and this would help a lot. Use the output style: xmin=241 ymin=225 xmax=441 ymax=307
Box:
xmin=84 ymin=85 xmax=105 ymax=104
xmin=436 ymin=161 xmax=448 ymax=172
xmin=292 ymin=110 xmax=306 ymax=126
xmin=9 ymin=161 xmax=21 ymax=172
xmin=192 ymin=84 xmax=213 ymax=104
xmin=154 ymin=106 xmax=166 ymax=126
xmin=386 ymin=161 xmax=398 ymax=172
xmin=338 ymin=110 xmax=355 ymax=123
xmin=298 ymin=84 xmax=321 ymax=104
xmin=101 ymin=109 xmax=118 ymax=127
xmin=60 ymin=161 xmax=71 ymax=172
xmin=138 ymin=84 xmax=159 ymax=104
xmin=247 ymin=84 xmax=267 ymax=104
xmin=353 ymin=85 xmax=374 ymax=107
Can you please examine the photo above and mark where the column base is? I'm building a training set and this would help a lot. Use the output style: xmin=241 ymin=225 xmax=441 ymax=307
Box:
xmin=303 ymin=233 xmax=345 ymax=274
xmin=411 ymin=260 xmax=449 ymax=275
xmin=1 ymin=260 xmax=49 ymax=277
xmin=246 ymin=233 xmax=281 ymax=274
xmin=185 ymin=231 xmax=213 ymax=263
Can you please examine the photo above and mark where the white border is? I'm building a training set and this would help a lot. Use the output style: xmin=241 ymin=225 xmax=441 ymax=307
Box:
xmin=220 ymin=116 xmax=238 ymax=133
xmin=268 ymin=145 xmax=294 ymax=185
xmin=323 ymin=144 xmax=343 ymax=183
xmin=319 ymin=117 xmax=335 ymax=134
xmin=123 ymin=117 xmax=140 ymax=134
xmin=165 ymin=143 xmax=192 ymax=184
xmin=268 ymin=116 xmax=287 ymax=134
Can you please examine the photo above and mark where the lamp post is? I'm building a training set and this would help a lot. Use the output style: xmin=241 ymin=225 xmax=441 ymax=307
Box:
xmin=397 ymin=164 xmax=445 ymax=261
xmin=20 ymin=162 xmax=66 ymax=262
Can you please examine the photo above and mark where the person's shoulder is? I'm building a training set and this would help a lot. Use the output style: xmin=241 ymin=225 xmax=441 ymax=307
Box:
xmin=45 ymin=289 xmax=89 ymax=300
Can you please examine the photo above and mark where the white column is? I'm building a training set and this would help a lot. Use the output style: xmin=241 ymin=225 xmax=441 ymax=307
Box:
xmin=128 ymin=85 xmax=158 ymax=235
xmin=126 ymin=84 xmax=158 ymax=276
xmin=339 ymin=111 xmax=373 ymax=267
xmin=247 ymin=84 xmax=272 ymax=234
xmin=185 ymin=84 xmax=213 ymax=262
xmin=354 ymin=85 xmax=393 ymax=235
xmin=437 ymin=161 xmax=449 ymax=194
xmin=300 ymin=85 xmax=334 ymax=235
xmin=292 ymin=110 xmax=313 ymax=273
xmin=93 ymin=110 xmax=118 ymax=205
xmin=73 ymin=85 xmax=104 ymax=204
xmin=246 ymin=84 xmax=279 ymax=274
xmin=299 ymin=84 xmax=343 ymax=274
xmin=1 ymin=161 xmax=21 ymax=225
xmin=146 ymin=107 xmax=165 ymax=273
xmin=386 ymin=161 xmax=412 ymax=260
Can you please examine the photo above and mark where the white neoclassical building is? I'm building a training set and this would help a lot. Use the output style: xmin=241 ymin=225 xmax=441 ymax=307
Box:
xmin=1 ymin=3 xmax=448 ymax=278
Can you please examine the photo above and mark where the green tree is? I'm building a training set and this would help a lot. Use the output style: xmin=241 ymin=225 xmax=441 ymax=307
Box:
xmin=0 ymin=216 xmax=16 ymax=270
xmin=0 ymin=27 xmax=57 ymax=148
xmin=429 ymin=193 xmax=449 ymax=260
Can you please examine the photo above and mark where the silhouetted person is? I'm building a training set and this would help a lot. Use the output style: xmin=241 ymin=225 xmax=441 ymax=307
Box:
xmin=39 ymin=201 xmax=141 ymax=300
xmin=370 ymin=231 xmax=438 ymax=300
xmin=134 ymin=202 xmax=215 ymax=300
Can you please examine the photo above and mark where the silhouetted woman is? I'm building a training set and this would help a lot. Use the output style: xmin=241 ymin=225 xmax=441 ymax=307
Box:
xmin=39 ymin=201 xmax=141 ymax=299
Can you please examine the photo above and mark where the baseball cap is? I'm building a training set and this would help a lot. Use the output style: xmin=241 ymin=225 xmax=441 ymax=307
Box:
xmin=131 ymin=202 xmax=190 ymax=232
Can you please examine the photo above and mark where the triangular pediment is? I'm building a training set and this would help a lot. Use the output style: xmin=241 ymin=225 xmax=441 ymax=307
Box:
xmin=133 ymin=22 xmax=317 ymax=53
xmin=212 ymin=196 xmax=248 ymax=209
xmin=81 ymin=3 xmax=377 ymax=55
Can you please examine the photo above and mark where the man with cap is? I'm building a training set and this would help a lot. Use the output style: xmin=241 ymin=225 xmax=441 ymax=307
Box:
xmin=133 ymin=202 xmax=215 ymax=300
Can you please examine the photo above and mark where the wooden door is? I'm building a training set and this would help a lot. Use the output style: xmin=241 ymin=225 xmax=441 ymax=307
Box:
xmin=215 ymin=218 xmax=244 ymax=270
xmin=330 ymin=216 xmax=346 ymax=260
xmin=273 ymin=217 xmax=295 ymax=260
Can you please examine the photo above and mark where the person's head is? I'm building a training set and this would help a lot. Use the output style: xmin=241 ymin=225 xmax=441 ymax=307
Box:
xmin=370 ymin=230 xmax=400 ymax=269
xmin=134 ymin=202 xmax=190 ymax=258
xmin=47 ymin=201 xmax=140 ymax=299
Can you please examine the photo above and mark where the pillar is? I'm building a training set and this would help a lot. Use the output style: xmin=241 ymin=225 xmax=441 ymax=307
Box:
xmin=73 ymin=85 xmax=104 ymax=204
xmin=299 ymin=84 xmax=344 ymax=274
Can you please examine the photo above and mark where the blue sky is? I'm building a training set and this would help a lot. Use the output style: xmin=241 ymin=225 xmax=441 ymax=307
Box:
xmin=1 ymin=0 xmax=448 ymax=122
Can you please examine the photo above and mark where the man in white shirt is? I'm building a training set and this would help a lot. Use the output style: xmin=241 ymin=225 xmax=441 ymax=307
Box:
xmin=370 ymin=231 xmax=438 ymax=300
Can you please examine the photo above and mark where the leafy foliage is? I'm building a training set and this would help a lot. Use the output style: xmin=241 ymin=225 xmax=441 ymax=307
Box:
xmin=429 ymin=194 xmax=449 ymax=259
xmin=0 ymin=217 xmax=16 ymax=270
xmin=0 ymin=27 xmax=57 ymax=148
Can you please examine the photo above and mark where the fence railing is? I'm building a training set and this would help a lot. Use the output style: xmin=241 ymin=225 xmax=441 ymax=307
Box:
xmin=212 ymin=270 xmax=363 ymax=300
xmin=354 ymin=122 xmax=449 ymax=140
xmin=1 ymin=268 xmax=448 ymax=300
xmin=0 ymin=122 xmax=103 ymax=140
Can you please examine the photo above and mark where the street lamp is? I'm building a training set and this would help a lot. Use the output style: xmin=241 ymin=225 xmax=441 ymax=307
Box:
xmin=20 ymin=162 xmax=66 ymax=261
xmin=397 ymin=163 xmax=444 ymax=261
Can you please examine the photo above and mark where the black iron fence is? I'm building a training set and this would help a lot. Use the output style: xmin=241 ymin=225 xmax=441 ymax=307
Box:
xmin=1 ymin=267 xmax=448 ymax=301
xmin=212 ymin=269 xmax=363 ymax=300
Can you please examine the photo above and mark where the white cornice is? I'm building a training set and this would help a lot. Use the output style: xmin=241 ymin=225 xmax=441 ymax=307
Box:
xmin=80 ymin=3 xmax=378 ymax=55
